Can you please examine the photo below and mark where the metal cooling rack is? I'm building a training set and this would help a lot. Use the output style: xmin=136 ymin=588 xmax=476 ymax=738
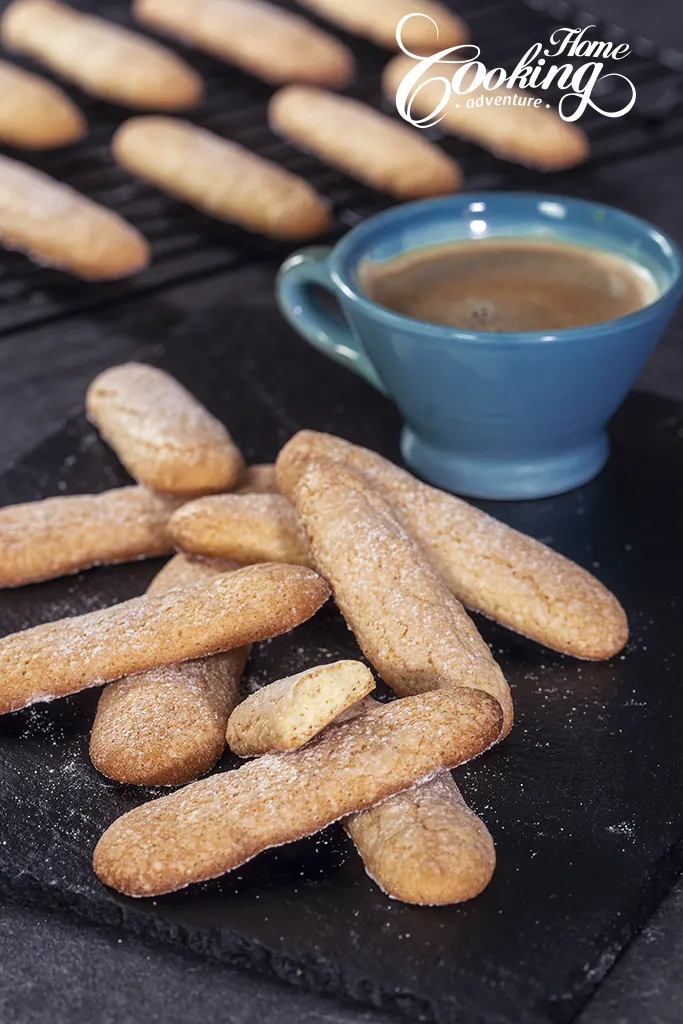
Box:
xmin=0 ymin=0 xmax=680 ymax=336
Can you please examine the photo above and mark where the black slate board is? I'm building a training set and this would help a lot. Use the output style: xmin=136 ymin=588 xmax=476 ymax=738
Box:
xmin=0 ymin=328 xmax=681 ymax=1024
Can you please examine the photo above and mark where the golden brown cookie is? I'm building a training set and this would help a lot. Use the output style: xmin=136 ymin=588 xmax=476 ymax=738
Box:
xmin=269 ymin=86 xmax=462 ymax=199
xmin=0 ymin=155 xmax=149 ymax=279
xmin=0 ymin=563 xmax=329 ymax=714
xmin=90 ymin=650 xmax=249 ymax=787
xmin=147 ymin=552 xmax=241 ymax=593
xmin=277 ymin=431 xmax=628 ymax=660
xmin=90 ymin=554 xmax=249 ymax=787
xmin=226 ymin=660 xmax=375 ymax=756
xmin=0 ymin=486 xmax=184 ymax=589
xmin=234 ymin=464 xmax=278 ymax=495
xmin=0 ymin=58 xmax=85 ymax=149
xmin=134 ymin=0 xmax=354 ymax=88
xmin=170 ymin=493 xmax=312 ymax=567
xmin=93 ymin=686 xmax=502 ymax=896
xmin=278 ymin=455 xmax=513 ymax=735
xmin=339 ymin=696 xmax=497 ymax=905
xmin=383 ymin=57 xmax=589 ymax=171
xmin=296 ymin=0 xmax=468 ymax=53
xmin=225 ymin=687 xmax=496 ymax=906
xmin=86 ymin=363 xmax=245 ymax=496
xmin=113 ymin=117 xmax=332 ymax=241
xmin=2 ymin=0 xmax=203 ymax=110
xmin=346 ymin=772 xmax=495 ymax=904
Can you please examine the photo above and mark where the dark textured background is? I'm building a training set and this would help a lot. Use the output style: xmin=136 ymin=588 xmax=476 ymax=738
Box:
xmin=1 ymin=0 xmax=683 ymax=1022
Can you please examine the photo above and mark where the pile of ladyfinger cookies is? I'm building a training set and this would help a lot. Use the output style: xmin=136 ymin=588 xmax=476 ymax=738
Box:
xmin=0 ymin=0 xmax=590 ymax=281
xmin=0 ymin=362 xmax=628 ymax=905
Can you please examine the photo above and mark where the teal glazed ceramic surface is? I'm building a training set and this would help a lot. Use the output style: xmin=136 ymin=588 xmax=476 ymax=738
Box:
xmin=276 ymin=193 xmax=683 ymax=499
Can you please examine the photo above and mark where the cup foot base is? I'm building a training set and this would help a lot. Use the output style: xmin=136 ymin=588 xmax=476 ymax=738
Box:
xmin=400 ymin=430 xmax=610 ymax=501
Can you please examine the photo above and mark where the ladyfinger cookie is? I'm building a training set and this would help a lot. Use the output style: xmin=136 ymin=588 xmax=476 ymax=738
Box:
xmin=0 ymin=563 xmax=329 ymax=714
xmin=234 ymin=464 xmax=278 ymax=495
xmin=279 ymin=456 xmax=513 ymax=736
xmin=226 ymin=660 xmax=375 ymax=756
xmin=86 ymin=363 xmax=245 ymax=496
xmin=346 ymin=773 xmax=495 ymax=905
xmin=0 ymin=486 xmax=184 ymax=589
xmin=383 ymin=57 xmax=589 ymax=171
xmin=0 ymin=155 xmax=149 ymax=279
xmin=91 ymin=650 xmax=249 ymax=787
xmin=148 ymin=552 xmax=241 ymax=593
xmin=296 ymin=0 xmax=468 ymax=53
xmin=2 ymin=0 xmax=203 ymax=110
xmin=240 ymin=691 xmax=496 ymax=905
xmin=269 ymin=86 xmax=462 ymax=200
xmin=94 ymin=686 xmax=502 ymax=896
xmin=277 ymin=431 xmax=628 ymax=660
xmin=0 ymin=59 xmax=85 ymax=149
xmin=113 ymin=117 xmax=332 ymax=242
xmin=134 ymin=0 xmax=354 ymax=88
xmin=90 ymin=554 xmax=248 ymax=787
xmin=170 ymin=494 xmax=312 ymax=567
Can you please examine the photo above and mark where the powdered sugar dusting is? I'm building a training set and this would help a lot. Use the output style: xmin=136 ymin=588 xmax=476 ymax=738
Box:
xmin=94 ymin=687 xmax=501 ymax=896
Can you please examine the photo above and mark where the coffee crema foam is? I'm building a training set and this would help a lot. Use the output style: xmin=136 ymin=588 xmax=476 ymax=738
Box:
xmin=359 ymin=238 xmax=659 ymax=333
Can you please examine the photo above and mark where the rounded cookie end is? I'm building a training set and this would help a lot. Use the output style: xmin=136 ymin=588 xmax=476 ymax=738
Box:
xmin=367 ymin=837 xmax=496 ymax=906
xmin=573 ymin=602 xmax=629 ymax=661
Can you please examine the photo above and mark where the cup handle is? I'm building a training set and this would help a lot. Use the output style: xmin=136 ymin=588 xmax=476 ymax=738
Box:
xmin=276 ymin=246 xmax=388 ymax=395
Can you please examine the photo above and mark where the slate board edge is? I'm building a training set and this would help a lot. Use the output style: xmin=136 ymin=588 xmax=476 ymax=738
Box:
xmin=0 ymin=864 xmax=439 ymax=1024
xmin=546 ymin=835 xmax=683 ymax=1021
xmin=0 ymin=825 xmax=682 ymax=1024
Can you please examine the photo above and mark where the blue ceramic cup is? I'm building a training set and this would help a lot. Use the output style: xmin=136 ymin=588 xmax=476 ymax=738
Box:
xmin=276 ymin=193 xmax=682 ymax=499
